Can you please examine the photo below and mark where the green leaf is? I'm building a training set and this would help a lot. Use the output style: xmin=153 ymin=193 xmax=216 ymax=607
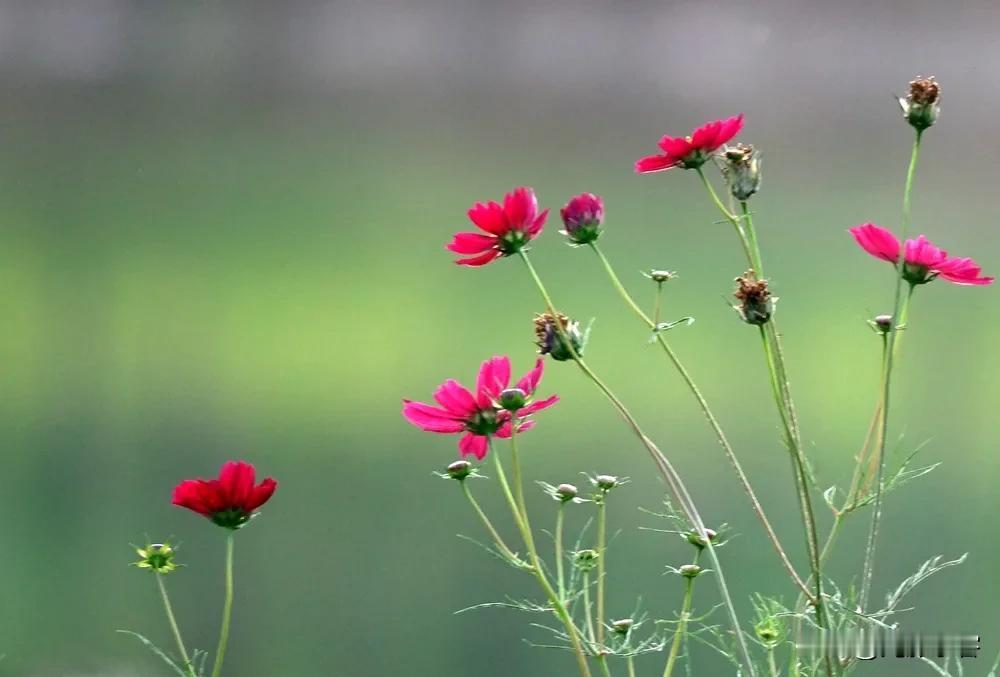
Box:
xmin=117 ymin=630 xmax=188 ymax=677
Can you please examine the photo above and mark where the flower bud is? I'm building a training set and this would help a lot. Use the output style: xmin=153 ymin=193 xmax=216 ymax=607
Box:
xmin=574 ymin=549 xmax=600 ymax=572
xmin=556 ymin=483 xmax=579 ymax=502
xmin=644 ymin=269 xmax=676 ymax=283
xmin=898 ymin=77 xmax=940 ymax=131
xmin=498 ymin=387 xmax=527 ymax=411
xmin=721 ymin=144 xmax=762 ymax=201
xmin=686 ymin=528 xmax=717 ymax=549
xmin=596 ymin=474 xmax=618 ymax=491
xmin=611 ymin=618 xmax=634 ymax=636
xmin=134 ymin=542 xmax=179 ymax=574
xmin=446 ymin=460 xmax=472 ymax=480
xmin=872 ymin=314 xmax=893 ymax=334
xmin=678 ymin=563 xmax=702 ymax=578
xmin=534 ymin=312 xmax=585 ymax=361
xmin=733 ymin=272 xmax=773 ymax=325
xmin=560 ymin=193 xmax=604 ymax=245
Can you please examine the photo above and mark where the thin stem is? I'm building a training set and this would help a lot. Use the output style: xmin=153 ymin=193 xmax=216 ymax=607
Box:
xmin=627 ymin=656 xmax=637 ymax=677
xmin=589 ymin=243 xmax=814 ymax=601
xmin=768 ymin=647 xmax=779 ymax=677
xmin=583 ymin=572 xmax=598 ymax=645
xmin=662 ymin=557 xmax=699 ymax=677
xmin=497 ymin=435 xmax=594 ymax=677
xmin=210 ymin=533 xmax=235 ymax=677
xmin=156 ymin=575 xmax=195 ymax=677
xmin=462 ymin=481 xmax=522 ymax=565
xmin=556 ymin=504 xmax=567 ymax=602
xmin=596 ymin=498 xmax=607 ymax=649
xmin=859 ymin=130 xmax=922 ymax=610
xmin=519 ymin=250 xmax=756 ymax=677
xmin=696 ymin=168 xmax=755 ymax=268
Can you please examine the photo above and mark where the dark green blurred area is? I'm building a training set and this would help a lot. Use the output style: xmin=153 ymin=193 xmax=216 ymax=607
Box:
xmin=1 ymin=2 xmax=998 ymax=675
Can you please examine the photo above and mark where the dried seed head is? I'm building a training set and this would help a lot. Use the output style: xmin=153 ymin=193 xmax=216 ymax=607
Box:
xmin=534 ymin=312 xmax=585 ymax=361
xmin=899 ymin=76 xmax=941 ymax=131
xmin=721 ymin=143 xmax=762 ymax=201
xmin=733 ymin=272 xmax=773 ymax=325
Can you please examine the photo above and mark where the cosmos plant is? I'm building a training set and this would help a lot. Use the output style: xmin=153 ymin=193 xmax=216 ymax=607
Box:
xmin=403 ymin=76 xmax=996 ymax=677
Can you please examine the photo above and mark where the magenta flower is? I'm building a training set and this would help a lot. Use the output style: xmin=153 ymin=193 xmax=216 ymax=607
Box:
xmin=402 ymin=356 xmax=559 ymax=459
xmin=849 ymin=223 xmax=994 ymax=286
xmin=635 ymin=115 xmax=744 ymax=173
xmin=446 ymin=187 xmax=549 ymax=266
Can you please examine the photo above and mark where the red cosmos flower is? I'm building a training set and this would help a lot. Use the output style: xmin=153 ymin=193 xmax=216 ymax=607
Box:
xmin=635 ymin=115 xmax=744 ymax=173
xmin=402 ymin=355 xmax=558 ymax=460
xmin=447 ymin=187 xmax=549 ymax=266
xmin=849 ymin=223 xmax=994 ymax=286
xmin=173 ymin=461 xmax=277 ymax=529
xmin=560 ymin=192 xmax=604 ymax=245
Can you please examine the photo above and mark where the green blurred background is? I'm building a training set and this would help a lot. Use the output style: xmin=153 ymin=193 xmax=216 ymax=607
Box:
xmin=1 ymin=1 xmax=998 ymax=675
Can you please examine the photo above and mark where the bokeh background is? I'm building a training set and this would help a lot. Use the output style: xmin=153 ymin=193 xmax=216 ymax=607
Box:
xmin=1 ymin=1 xmax=998 ymax=675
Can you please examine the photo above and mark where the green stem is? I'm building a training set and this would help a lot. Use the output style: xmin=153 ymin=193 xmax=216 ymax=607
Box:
xmin=662 ymin=558 xmax=699 ymax=677
xmin=518 ymin=250 xmax=756 ymax=677
xmin=210 ymin=533 xmax=235 ymax=677
xmin=627 ymin=656 xmax=637 ymax=677
xmin=583 ymin=571 xmax=597 ymax=645
xmin=156 ymin=574 xmax=195 ymax=677
xmin=556 ymin=504 xmax=566 ymax=602
xmin=589 ymin=243 xmax=814 ymax=601
xmin=768 ymin=647 xmax=779 ymax=677
xmin=696 ymin=168 xmax=755 ymax=268
xmin=859 ymin=130 xmax=922 ymax=611
xmin=462 ymin=481 xmax=522 ymax=566
xmin=596 ymin=498 xmax=607 ymax=650
xmin=496 ymin=435 xmax=594 ymax=677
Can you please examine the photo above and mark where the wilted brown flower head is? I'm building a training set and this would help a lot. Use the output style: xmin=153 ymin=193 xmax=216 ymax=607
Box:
xmin=733 ymin=271 xmax=773 ymax=325
xmin=900 ymin=76 xmax=941 ymax=131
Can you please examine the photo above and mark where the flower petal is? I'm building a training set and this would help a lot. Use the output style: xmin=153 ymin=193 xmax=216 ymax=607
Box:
xmin=433 ymin=379 xmax=478 ymax=416
xmin=635 ymin=154 xmax=677 ymax=173
xmin=849 ymin=223 xmax=900 ymax=263
xmin=246 ymin=477 xmax=277 ymax=512
xmin=503 ymin=187 xmax=538 ymax=230
xmin=458 ymin=432 xmax=489 ymax=460
xmin=447 ymin=231 xmax=496 ymax=255
xmin=476 ymin=355 xmax=511 ymax=406
xmin=219 ymin=460 xmax=255 ymax=508
xmin=516 ymin=358 xmax=545 ymax=394
xmin=519 ymin=394 xmax=559 ymax=415
xmin=455 ymin=249 xmax=502 ymax=267
xmin=402 ymin=400 xmax=465 ymax=432
xmin=467 ymin=201 xmax=509 ymax=235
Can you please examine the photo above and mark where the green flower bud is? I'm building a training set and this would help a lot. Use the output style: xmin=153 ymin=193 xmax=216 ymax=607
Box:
xmin=134 ymin=542 xmax=179 ymax=574
xmin=644 ymin=269 xmax=676 ymax=284
xmin=556 ymin=483 xmax=579 ymax=502
xmin=678 ymin=563 xmax=702 ymax=579
xmin=446 ymin=460 xmax=472 ymax=480
xmin=498 ymin=387 xmax=527 ymax=411
xmin=686 ymin=528 xmax=718 ymax=549
xmin=611 ymin=618 xmax=634 ymax=636
xmin=596 ymin=475 xmax=618 ymax=491
xmin=574 ymin=549 xmax=600 ymax=572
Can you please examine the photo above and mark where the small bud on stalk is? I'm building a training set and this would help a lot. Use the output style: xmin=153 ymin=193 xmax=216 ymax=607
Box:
xmin=686 ymin=528 xmax=718 ymax=550
xmin=574 ymin=549 xmax=600 ymax=571
xmin=556 ymin=483 xmax=579 ymax=502
xmin=611 ymin=618 xmax=634 ymax=636
xmin=898 ymin=76 xmax=940 ymax=131
xmin=721 ymin=144 xmax=762 ymax=201
xmin=733 ymin=272 xmax=774 ymax=326
xmin=643 ymin=269 xmax=676 ymax=283
xmin=678 ymin=563 xmax=703 ymax=579
xmin=560 ymin=193 xmax=604 ymax=245
xmin=498 ymin=387 xmax=527 ymax=411
xmin=446 ymin=460 xmax=472 ymax=480
xmin=534 ymin=312 xmax=586 ymax=361
xmin=134 ymin=542 xmax=180 ymax=574
xmin=870 ymin=314 xmax=893 ymax=334
xmin=596 ymin=474 xmax=618 ymax=491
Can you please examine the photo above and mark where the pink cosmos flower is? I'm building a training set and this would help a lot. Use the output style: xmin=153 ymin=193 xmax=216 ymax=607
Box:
xmin=849 ymin=223 xmax=994 ymax=286
xmin=447 ymin=187 xmax=549 ymax=266
xmin=560 ymin=193 xmax=604 ymax=245
xmin=635 ymin=115 xmax=744 ymax=173
xmin=402 ymin=356 xmax=559 ymax=460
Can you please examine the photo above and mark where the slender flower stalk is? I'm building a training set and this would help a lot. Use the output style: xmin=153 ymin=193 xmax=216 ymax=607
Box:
xmin=556 ymin=503 xmax=567 ymax=601
xmin=589 ymin=242 xmax=815 ymax=602
xmin=662 ymin=558 xmax=700 ymax=677
xmin=461 ymin=481 xmax=522 ymax=565
xmin=596 ymin=497 xmax=607 ymax=651
xmin=493 ymin=437 xmax=594 ymax=677
xmin=695 ymin=173 xmax=826 ymax=626
xmin=155 ymin=575 xmax=195 ymax=677
xmin=517 ymin=250 xmax=757 ymax=677
xmin=210 ymin=533 xmax=235 ymax=677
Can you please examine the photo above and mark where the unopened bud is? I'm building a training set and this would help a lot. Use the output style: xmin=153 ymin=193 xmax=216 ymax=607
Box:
xmin=611 ymin=618 xmax=634 ymax=636
xmin=596 ymin=475 xmax=618 ymax=491
xmin=574 ymin=549 xmax=600 ymax=571
xmin=722 ymin=144 xmax=762 ymax=201
xmin=899 ymin=76 xmax=940 ymax=131
xmin=446 ymin=460 xmax=472 ymax=480
xmin=534 ymin=312 xmax=585 ymax=362
xmin=556 ymin=483 xmax=579 ymax=502
xmin=873 ymin=314 xmax=893 ymax=334
xmin=678 ymin=563 xmax=702 ymax=578
xmin=686 ymin=528 xmax=718 ymax=549
xmin=134 ymin=542 xmax=179 ymax=574
xmin=498 ymin=387 xmax=527 ymax=411
xmin=560 ymin=193 xmax=604 ymax=245
xmin=644 ymin=269 xmax=676 ymax=283
xmin=734 ymin=272 xmax=773 ymax=325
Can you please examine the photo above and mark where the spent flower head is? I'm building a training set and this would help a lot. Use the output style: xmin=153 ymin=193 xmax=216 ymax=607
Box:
xmin=534 ymin=312 xmax=588 ymax=362
xmin=133 ymin=541 xmax=180 ymax=574
xmin=720 ymin=143 xmax=762 ymax=201
xmin=733 ymin=272 xmax=774 ymax=325
xmin=898 ymin=76 xmax=941 ymax=131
